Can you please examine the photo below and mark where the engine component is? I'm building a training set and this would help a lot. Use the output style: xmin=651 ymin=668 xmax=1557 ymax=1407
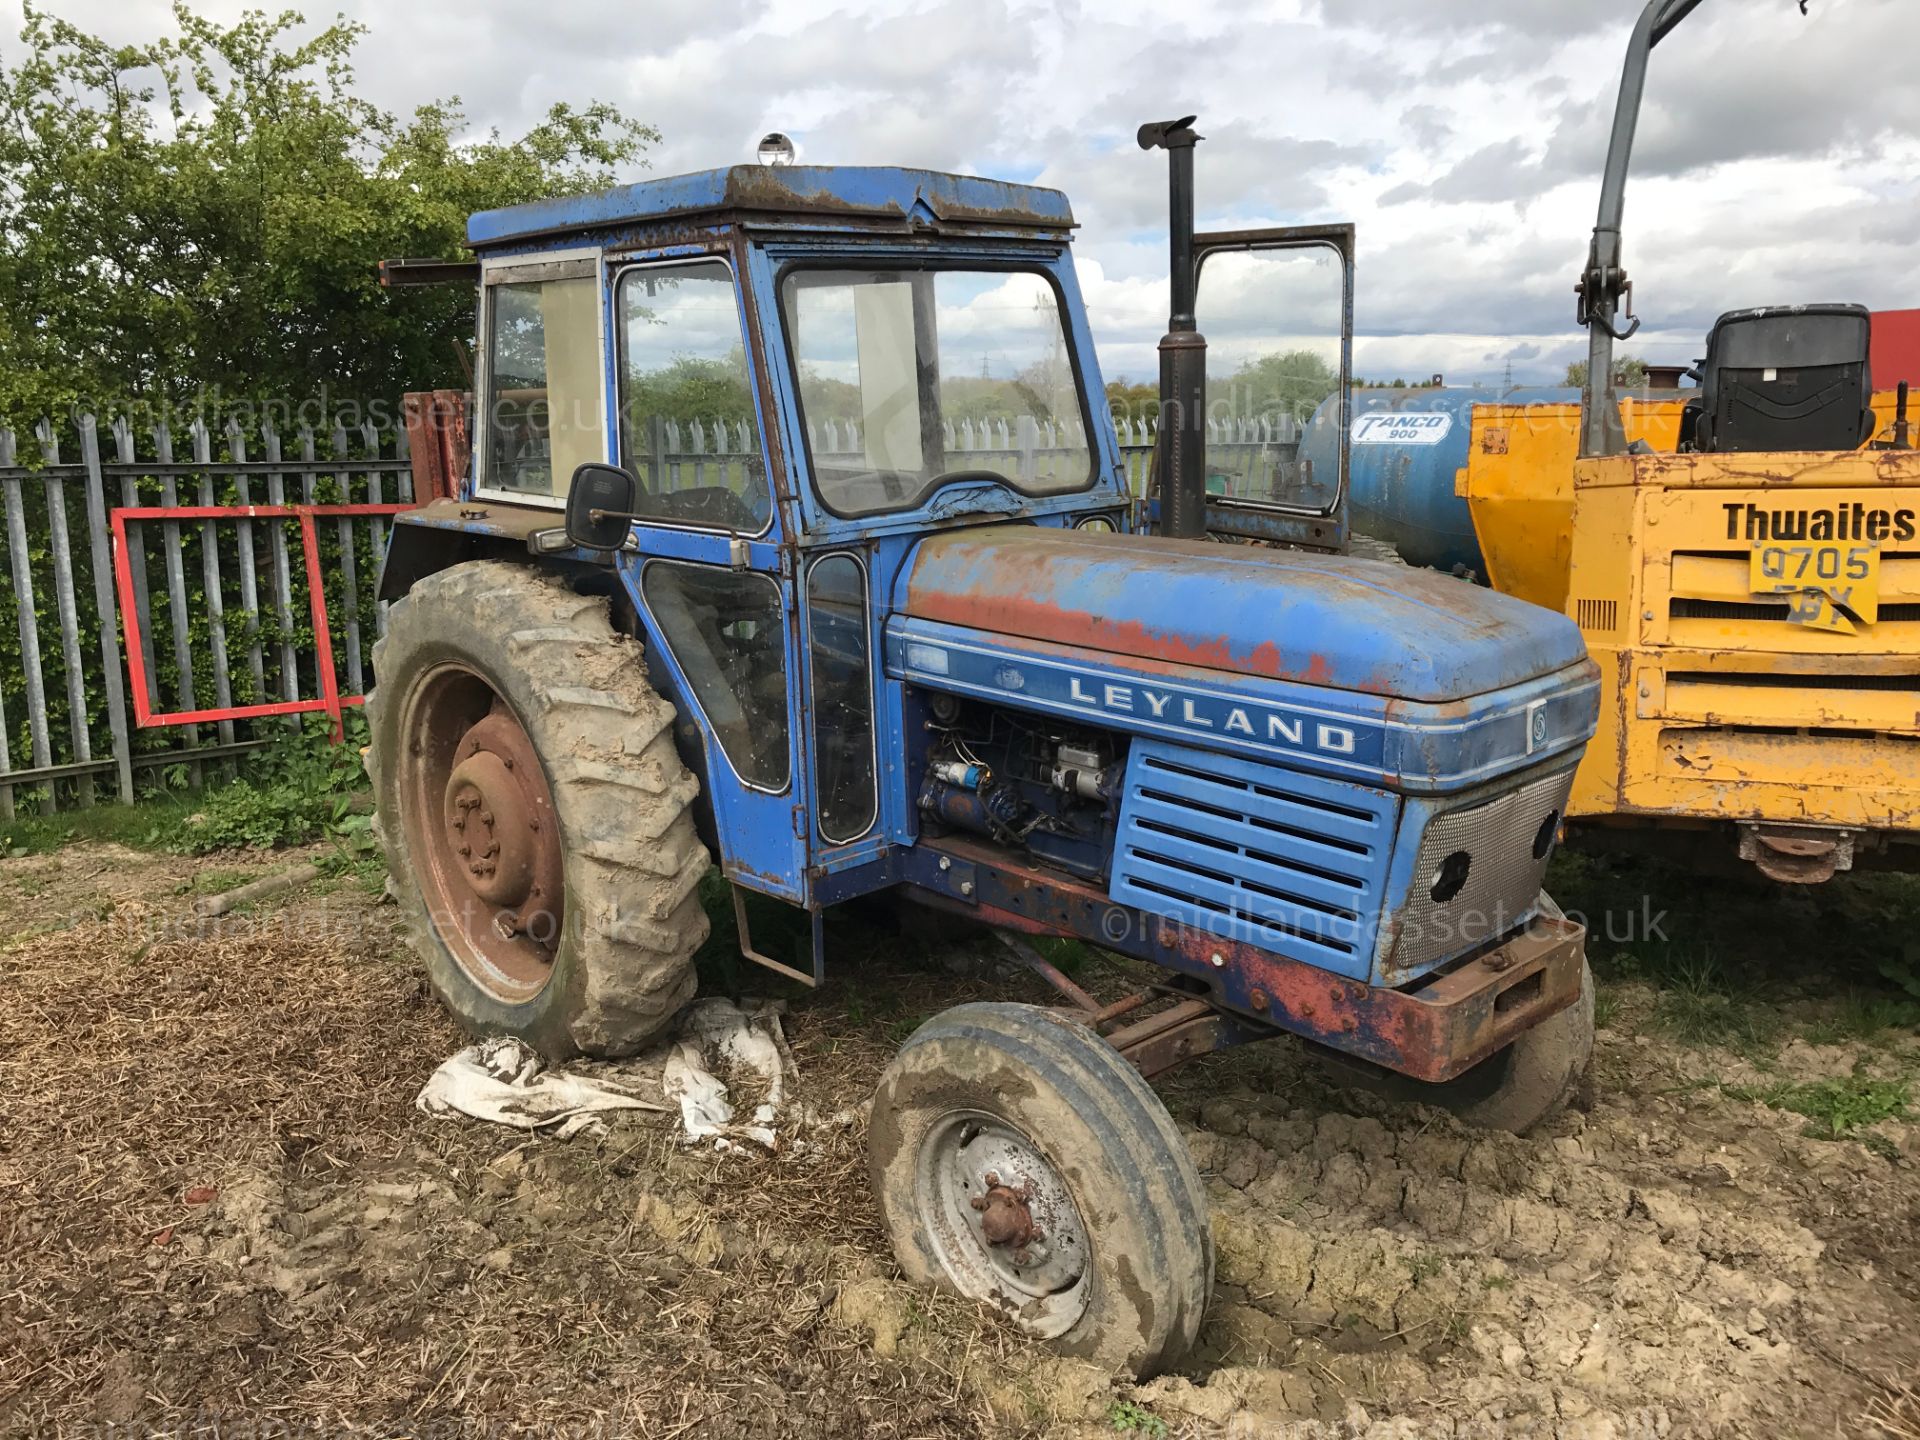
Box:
xmin=921 ymin=774 xmax=1026 ymax=840
xmin=1050 ymin=743 xmax=1111 ymax=801
xmin=931 ymin=759 xmax=989 ymax=790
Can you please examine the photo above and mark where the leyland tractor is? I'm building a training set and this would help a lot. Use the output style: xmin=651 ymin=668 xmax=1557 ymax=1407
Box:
xmin=370 ymin=133 xmax=1601 ymax=1377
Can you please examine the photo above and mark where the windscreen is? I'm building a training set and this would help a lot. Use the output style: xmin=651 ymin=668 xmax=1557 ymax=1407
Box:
xmin=780 ymin=268 xmax=1093 ymax=517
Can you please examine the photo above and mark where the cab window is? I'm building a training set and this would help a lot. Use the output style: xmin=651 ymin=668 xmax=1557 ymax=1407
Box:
xmin=618 ymin=261 xmax=773 ymax=534
xmin=780 ymin=267 xmax=1093 ymax=518
xmin=481 ymin=258 xmax=605 ymax=498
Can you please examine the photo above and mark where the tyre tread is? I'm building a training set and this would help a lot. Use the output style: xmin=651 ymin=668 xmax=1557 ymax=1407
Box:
xmin=366 ymin=561 xmax=708 ymax=1058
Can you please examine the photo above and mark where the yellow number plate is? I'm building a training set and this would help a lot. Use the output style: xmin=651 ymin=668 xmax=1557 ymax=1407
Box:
xmin=1749 ymin=543 xmax=1880 ymax=632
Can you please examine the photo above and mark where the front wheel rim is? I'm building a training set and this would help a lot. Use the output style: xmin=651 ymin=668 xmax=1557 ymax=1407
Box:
xmin=914 ymin=1109 xmax=1092 ymax=1338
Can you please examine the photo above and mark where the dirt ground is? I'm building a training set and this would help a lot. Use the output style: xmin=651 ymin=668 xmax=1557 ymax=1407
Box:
xmin=2 ymin=842 xmax=1916 ymax=1438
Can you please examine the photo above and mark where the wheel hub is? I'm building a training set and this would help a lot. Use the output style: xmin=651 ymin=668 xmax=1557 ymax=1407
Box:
xmin=439 ymin=710 xmax=562 ymax=943
xmin=397 ymin=669 xmax=566 ymax=1004
xmin=971 ymin=1178 xmax=1040 ymax=1249
xmin=918 ymin=1113 xmax=1091 ymax=1336
xmin=444 ymin=750 xmax=536 ymax=907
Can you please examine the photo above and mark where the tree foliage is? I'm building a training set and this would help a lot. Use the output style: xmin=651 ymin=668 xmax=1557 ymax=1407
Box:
xmin=1216 ymin=348 xmax=1340 ymax=423
xmin=0 ymin=2 xmax=657 ymax=422
xmin=1565 ymin=356 xmax=1648 ymax=387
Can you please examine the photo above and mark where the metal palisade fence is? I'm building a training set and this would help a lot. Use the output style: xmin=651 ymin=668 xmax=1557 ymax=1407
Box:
xmin=0 ymin=412 xmax=414 ymax=818
xmin=0 ymin=404 xmax=1299 ymax=819
xmin=647 ymin=411 xmax=1297 ymax=497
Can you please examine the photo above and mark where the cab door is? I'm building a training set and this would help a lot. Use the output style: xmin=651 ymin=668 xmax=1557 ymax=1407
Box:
xmin=605 ymin=254 xmax=811 ymax=904
xmin=1192 ymin=223 xmax=1355 ymax=551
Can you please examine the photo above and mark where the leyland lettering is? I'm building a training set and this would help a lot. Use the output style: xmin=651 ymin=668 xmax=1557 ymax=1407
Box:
xmin=1066 ymin=674 xmax=1359 ymax=755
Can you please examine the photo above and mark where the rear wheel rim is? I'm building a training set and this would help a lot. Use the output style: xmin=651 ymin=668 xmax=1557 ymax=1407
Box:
xmin=915 ymin=1109 xmax=1091 ymax=1338
xmin=397 ymin=663 xmax=564 ymax=1003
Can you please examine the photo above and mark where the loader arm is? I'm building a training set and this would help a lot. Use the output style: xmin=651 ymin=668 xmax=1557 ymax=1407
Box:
xmin=1577 ymin=0 xmax=1706 ymax=459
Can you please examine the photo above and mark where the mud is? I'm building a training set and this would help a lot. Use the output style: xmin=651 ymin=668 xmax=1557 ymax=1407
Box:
xmin=1 ymin=846 xmax=1915 ymax=1438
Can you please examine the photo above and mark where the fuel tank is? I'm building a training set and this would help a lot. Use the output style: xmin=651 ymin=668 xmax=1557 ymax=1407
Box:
xmin=1300 ymin=386 xmax=1578 ymax=574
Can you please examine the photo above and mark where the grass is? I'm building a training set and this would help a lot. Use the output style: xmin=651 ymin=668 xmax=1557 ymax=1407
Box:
xmin=0 ymin=716 xmax=371 ymax=861
xmin=1722 ymin=1074 xmax=1912 ymax=1141
xmin=1107 ymin=1399 xmax=1169 ymax=1438
xmin=1802 ymin=993 xmax=1920 ymax=1047
xmin=180 ymin=866 xmax=262 ymax=897
xmin=1407 ymin=1251 xmax=1445 ymax=1284
xmin=0 ymin=792 xmax=201 ymax=857
xmin=1548 ymin=851 xmax=1920 ymax=1057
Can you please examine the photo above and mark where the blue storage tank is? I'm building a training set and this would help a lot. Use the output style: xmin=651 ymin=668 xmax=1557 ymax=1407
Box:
xmin=1301 ymin=386 xmax=1578 ymax=575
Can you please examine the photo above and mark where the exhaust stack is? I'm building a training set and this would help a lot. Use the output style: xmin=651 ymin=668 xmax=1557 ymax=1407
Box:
xmin=1139 ymin=116 xmax=1207 ymax=539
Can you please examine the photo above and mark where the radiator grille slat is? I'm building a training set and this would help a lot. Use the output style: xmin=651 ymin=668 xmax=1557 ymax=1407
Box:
xmin=1110 ymin=740 xmax=1397 ymax=982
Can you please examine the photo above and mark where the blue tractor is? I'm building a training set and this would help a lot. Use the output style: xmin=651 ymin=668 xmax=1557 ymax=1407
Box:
xmin=370 ymin=129 xmax=1601 ymax=1377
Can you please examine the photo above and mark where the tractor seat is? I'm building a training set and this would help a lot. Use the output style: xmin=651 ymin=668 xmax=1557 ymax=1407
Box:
xmin=1682 ymin=303 xmax=1875 ymax=454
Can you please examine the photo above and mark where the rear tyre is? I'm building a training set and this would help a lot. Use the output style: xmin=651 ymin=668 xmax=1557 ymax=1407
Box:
xmin=367 ymin=561 xmax=710 ymax=1059
xmin=868 ymin=1002 xmax=1211 ymax=1378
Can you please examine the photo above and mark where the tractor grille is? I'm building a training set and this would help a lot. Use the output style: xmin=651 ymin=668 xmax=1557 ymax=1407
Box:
xmin=1387 ymin=763 xmax=1577 ymax=977
xmin=1108 ymin=739 xmax=1397 ymax=982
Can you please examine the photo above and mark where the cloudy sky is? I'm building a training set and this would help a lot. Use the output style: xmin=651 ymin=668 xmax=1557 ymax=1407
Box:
xmin=10 ymin=0 xmax=1918 ymax=387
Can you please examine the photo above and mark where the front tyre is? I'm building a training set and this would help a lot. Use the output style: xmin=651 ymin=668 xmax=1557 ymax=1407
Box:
xmin=1332 ymin=895 xmax=1595 ymax=1134
xmin=367 ymin=561 xmax=710 ymax=1059
xmin=868 ymin=1003 xmax=1211 ymax=1378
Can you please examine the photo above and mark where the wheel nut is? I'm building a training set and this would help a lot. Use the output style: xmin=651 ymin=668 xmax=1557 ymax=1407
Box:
xmin=969 ymin=1196 xmax=987 ymax=1211
xmin=983 ymin=1171 xmax=1000 ymax=1187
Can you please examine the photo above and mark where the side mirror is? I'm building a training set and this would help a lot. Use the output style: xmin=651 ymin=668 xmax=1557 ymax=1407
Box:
xmin=565 ymin=463 xmax=640 ymax=551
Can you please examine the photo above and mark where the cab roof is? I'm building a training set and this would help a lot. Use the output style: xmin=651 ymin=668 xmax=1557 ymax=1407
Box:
xmin=467 ymin=164 xmax=1075 ymax=250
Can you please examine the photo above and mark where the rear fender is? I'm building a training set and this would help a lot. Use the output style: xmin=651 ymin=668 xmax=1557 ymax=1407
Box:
xmin=378 ymin=499 xmax=563 ymax=602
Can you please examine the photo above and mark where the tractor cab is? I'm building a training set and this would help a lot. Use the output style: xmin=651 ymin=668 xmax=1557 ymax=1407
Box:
xmin=385 ymin=164 xmax=1404 ymax=916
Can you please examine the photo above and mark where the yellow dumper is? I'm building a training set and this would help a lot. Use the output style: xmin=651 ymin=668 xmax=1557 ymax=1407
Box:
xmin=1457 ymin=390 xmax=1919 ymax=881
xmin=1324 ymin=0 xmax=1920 ymax=881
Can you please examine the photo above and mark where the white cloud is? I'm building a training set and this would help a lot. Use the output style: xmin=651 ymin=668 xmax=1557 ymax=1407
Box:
xmin=8 ymin=0 xmax=1916 ymax=387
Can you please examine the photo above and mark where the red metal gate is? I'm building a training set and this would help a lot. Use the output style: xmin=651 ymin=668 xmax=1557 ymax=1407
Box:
xmin=111 ymin=502 xmax=413 ymax=739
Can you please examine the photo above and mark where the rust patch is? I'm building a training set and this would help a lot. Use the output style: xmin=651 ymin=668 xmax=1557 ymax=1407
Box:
xmin=900 ymin=525 xmax=1537 ymax=698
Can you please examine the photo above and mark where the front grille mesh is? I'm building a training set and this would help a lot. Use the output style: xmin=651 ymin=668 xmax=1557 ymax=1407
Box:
xmin=1388 ymin=764 xmax=1577 ymax=975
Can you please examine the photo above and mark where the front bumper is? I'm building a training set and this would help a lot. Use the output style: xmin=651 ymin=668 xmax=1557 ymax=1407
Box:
xmin=903 ymin=836 xmax=1587 ymax=1083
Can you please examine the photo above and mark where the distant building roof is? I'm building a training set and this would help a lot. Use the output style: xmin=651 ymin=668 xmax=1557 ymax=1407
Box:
xmin=468 ymin=165 xmax=1075 ymax=248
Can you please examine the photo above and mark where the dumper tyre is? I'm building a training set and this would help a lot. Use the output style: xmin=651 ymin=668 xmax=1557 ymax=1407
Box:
xmin=869 ymin=1002 xmax=1211 ymax=1378
xmin=367 ymin=561 xmax=708 ymax=1060
xmin=1338 ymin=894 xmax=1594 ymax=1135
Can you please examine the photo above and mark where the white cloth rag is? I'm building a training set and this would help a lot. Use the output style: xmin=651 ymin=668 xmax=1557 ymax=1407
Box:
xmin=415 ymin=1034 xmax=666 ymax=1140
xmin=415 ymin=997 xmax=797 ymax=1147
